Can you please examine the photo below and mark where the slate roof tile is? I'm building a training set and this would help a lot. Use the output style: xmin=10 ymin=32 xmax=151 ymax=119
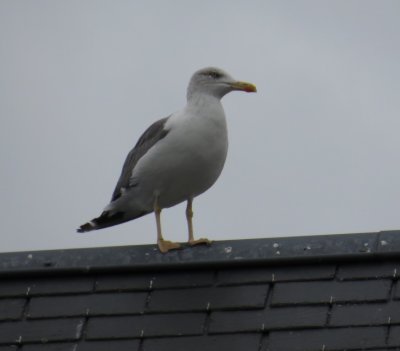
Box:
xmin=337 ymin=261 xmax=400 ymax=280
xmin=21 ymin=340 xmax=141 ymax=351
xmin=266 ymin=327 xmax=387 ymax=351
xmin=142 ymin=334 xmax=261 ymax=351
xmin=95 ymin=273 xmax=154 ymax=292
xmin=330 ymin=301 xmax=400 ymax=326
xmin=0 ymin=277 xmax=94 ymax=298
xmin=389 ymin=325 xmax=400 ymax=346
xmin=21 ymin=343 xmax=77 ymax=351
xmin=0 ymin=318 xmax=84 ymax=344
xmin=0 ymin=347 xmax=17 ymax=351
xmin=152 ymin=270 xmax=214 ymax=289
xmin=86 ymin=313 xmax=205 ymax=339
xmin=95 ymin=270 xmax=214 ymax=292
xmin=148 ymin=285 xmax=269 ymax=312
xmin=28 ymin=277 xmax=95 ymax=296
xmin=217 ymin=264 xmax=335 ymax=286
xmin=209 ymin=306 xmax=328 ymax=333
xmin=393 ymin=281 xmax=400 ymax=300
xmin=0 ymin=298 xmax=25 ymax=321
xmin=27 ymin=292 xmax=147 ymax=318
xmin=77 ymin=340 xmax=140 ymax=351
xmin=271 ymin=279 xmax=391 ymax=305
xmin=0 ymin=279 xmax=31 ymax=297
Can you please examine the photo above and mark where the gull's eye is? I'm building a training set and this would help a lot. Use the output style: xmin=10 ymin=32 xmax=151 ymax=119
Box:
xmin=204 ymin=70 xmax=222 ymax=79
xmin=210 ymin=71 xmax=222 ymax=79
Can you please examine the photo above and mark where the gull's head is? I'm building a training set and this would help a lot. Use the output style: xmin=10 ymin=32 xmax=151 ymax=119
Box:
xmin=187 ymin=67 xmax=257 ymax=101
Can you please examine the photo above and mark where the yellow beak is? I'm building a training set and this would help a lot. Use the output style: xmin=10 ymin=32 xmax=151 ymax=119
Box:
xmin=230 ymin=81 xmax=257 ymax=93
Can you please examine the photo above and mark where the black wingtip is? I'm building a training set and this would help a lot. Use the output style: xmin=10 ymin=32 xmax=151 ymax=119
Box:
xmin=77 ymin=222 xmax=94 ymax=233
xmin=76 ymin=211 xmax=126 ymax=233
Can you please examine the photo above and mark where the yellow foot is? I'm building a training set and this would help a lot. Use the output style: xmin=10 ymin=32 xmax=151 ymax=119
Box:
xmin=158 ymin=239 xmax=182 ymax=253
xmin=188 ymin=238 xmax=212 ymax=247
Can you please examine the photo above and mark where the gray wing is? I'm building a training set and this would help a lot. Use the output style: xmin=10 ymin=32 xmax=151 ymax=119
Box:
xmin=111 ymin=116 xmax=170 ymax=201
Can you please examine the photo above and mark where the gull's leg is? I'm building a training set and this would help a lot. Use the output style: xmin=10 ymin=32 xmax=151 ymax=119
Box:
xmin=186 ymin=197 xmax=211 ymax=247
xmin=154 ymin=197 xmax=181 ymax=253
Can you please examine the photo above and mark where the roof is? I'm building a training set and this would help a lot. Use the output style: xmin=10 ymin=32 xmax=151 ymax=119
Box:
xmin=1 ymin=230 xmax=400 ymax=351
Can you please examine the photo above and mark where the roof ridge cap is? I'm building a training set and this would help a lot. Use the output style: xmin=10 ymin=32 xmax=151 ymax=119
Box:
xmin=1 ymin=231 xmax=399 ymax=276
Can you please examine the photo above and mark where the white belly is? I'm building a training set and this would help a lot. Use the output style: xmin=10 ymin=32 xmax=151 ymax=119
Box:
xmin=127 ymin=106 xmax=228 ymax=210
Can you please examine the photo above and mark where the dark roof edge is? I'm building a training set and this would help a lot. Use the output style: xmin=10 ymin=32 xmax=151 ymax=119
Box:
xmin=1 ymin=230 xmax=400 ymax=276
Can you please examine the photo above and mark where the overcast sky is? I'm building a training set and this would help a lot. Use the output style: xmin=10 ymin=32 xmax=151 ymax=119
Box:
xmin=1 ymin=1 xmax=399 ymax=253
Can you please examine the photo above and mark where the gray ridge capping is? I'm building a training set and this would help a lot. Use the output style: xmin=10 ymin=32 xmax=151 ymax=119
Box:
xmin=0 ymin=230 xmax=399 ymax=276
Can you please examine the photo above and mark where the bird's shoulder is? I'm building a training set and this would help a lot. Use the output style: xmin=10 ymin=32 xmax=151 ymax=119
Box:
xmin=134 ymin=116 xmax=170 ymax=149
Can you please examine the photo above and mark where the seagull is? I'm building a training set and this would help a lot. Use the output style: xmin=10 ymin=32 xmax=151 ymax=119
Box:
xmin=77 ymin=67 xmax=256 ymax=253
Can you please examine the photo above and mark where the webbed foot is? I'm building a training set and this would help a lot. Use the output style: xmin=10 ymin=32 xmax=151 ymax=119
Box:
xmin=188 ymin=238 xmax=212 ymax=247
xmin=158 ymin=239 xmax=182 ymax=253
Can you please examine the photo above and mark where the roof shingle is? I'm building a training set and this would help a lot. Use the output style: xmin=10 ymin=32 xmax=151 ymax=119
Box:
xmin=266 ymin=326 xmax=387 ymax=351
xmin=271 ymin=279 xmax=391 ymax=305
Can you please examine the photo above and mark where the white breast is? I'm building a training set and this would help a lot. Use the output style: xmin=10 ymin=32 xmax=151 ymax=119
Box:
xmin=130 ymin=94 xmax=228 ymax=210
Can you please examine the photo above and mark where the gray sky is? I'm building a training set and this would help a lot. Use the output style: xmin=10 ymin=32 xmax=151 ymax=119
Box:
xmin=1 ymin=1 xmax=399 ymax=253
